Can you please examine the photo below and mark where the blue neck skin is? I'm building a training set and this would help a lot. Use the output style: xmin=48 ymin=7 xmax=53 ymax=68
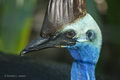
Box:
xmin=67 ymin=43 xmax=100 ymax=80
xmin=71 ymin=60 xmax=96 ymax=80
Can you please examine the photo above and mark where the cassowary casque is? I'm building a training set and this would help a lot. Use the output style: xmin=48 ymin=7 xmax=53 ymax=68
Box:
xmin=20 ymin=0 xmax=102 ymax=80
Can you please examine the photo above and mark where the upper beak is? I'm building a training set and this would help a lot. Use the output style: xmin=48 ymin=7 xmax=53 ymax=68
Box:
xmin=20 ymin=36 xmax=50 ymax=56
xmin=20 ymin=34 xmax=76 ymax=56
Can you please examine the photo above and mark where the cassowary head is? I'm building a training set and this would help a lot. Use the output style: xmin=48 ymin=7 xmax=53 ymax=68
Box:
xmin=20 ymin=0 xmax=102 ymax=65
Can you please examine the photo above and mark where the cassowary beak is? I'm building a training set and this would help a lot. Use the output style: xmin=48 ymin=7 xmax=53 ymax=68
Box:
xmin=20 ymin=35 xmax=76 ymax=56
xmin=20 ymin=37 xmax=49 ymax=56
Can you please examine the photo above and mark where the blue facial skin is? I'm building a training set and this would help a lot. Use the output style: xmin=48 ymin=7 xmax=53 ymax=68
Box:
xmin=67 ymin=42 xmax=101 ymax=80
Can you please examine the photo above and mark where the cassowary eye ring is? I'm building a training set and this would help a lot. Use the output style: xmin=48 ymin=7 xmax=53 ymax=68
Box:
xmin=66 ymin=31 xmax=75 ymax=38
xmin=86 ymin=30 xmax=95 ymax=41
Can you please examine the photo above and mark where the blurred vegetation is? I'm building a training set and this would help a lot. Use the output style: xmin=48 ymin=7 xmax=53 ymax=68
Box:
xmin=106 ymin=0 xmax=120 ymax=24
xmin=0 ymin=0 xmax=36 ymax=55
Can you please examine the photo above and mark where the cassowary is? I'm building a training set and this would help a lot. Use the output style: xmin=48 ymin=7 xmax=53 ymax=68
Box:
xmin=21 ymin=0 xmax=102 ymax=80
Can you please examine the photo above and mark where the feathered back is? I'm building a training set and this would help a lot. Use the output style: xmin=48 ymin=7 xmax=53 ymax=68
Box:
xmin=40 ymin=0 xmax=86 ymax=37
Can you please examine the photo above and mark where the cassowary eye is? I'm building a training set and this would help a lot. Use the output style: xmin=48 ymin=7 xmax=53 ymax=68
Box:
xmin=86 ymin=30 xmax=95 ymax=41
xmin=66 ymin=31 xmax=75 ymax=39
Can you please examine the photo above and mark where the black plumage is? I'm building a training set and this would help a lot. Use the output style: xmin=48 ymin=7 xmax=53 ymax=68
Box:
xmin=0 ymin=52 xmax=112 ymax=80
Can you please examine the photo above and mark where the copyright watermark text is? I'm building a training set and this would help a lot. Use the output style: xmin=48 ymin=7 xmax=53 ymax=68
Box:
xmin=4 ymin=74 xmax=26 ymax=78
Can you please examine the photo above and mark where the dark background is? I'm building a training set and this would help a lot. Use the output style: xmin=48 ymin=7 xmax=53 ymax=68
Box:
xmin=0 ymin=0 xmax=120 ymax=80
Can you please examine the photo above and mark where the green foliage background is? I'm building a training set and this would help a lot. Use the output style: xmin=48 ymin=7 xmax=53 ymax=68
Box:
xmin=0 ymin=0 xmax=36 ymax=55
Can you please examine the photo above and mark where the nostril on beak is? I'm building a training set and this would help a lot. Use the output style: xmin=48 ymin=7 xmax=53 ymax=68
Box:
xmin=29 ymin=46 xmax=34 ymax=49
